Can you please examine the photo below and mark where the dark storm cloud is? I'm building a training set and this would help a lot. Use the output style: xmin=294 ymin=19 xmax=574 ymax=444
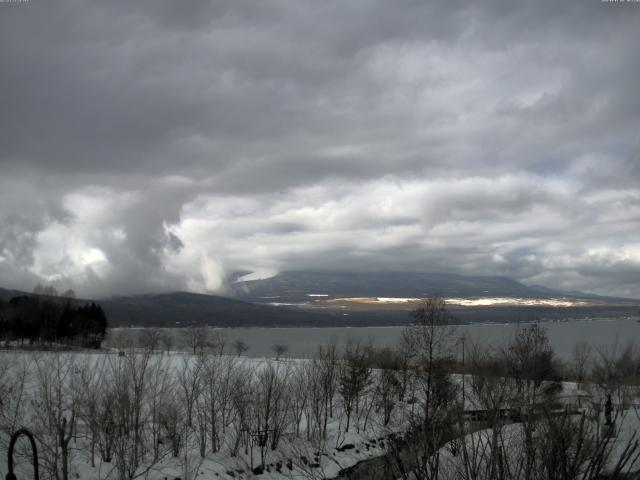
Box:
xmin=0 ymin=0 xmax=639 ymax=298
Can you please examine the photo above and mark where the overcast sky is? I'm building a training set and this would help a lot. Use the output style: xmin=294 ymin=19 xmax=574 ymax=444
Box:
xmin=1 ymin=0 xmax=639 ymax=299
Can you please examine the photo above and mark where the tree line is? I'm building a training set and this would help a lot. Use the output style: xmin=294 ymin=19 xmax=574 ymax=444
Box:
xmin=0 ymin=295 xmax=108 ymax=348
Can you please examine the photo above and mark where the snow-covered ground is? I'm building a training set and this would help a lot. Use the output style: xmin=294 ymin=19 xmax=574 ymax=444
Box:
xmin=0 ymin=350 xmax=411 ymax=480
xmin=1 ymin=349 xmax=639 ymax=480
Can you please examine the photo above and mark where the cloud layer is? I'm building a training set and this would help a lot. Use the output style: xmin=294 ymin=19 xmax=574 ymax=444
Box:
xmin=1 ymin=0 xmax=639 ymax=298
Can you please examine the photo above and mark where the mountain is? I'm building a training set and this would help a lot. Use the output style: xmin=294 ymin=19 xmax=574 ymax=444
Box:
xmin=2 ymin=271 xmax=638 ymax=328
xmin=98 ymin=291 xmax=343 ymax=327
xmin=0 ymin=287 xmax=391 ymax=327
xmin=232 ymin=271 xmax=597 ymax=302
xmin=229 ymin=271 xmax=640 ymax=324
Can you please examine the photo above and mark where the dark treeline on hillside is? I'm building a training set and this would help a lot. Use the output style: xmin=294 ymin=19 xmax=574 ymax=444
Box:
xmin=0 ymin=295 xmax=108 ymax=348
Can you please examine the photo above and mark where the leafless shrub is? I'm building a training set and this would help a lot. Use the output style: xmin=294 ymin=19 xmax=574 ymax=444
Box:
xmin=181 ymin=326 xmax=210 ymax=355
xmin=31 ymin=353 xmax=79 ymax=480
xmin=273 ymin=343 xmax=289 ymax=360
xmin=338 ymin=339 xmax=372 ymax=433
xmin=138 ymin=328 xmax=162 ymax=352
xmin=232 ymin=339 xmax=249 ymax=356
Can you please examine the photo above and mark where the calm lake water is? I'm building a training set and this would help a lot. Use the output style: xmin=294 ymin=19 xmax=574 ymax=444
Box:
xmin=108 ymin=318 xmax=640 ymax=360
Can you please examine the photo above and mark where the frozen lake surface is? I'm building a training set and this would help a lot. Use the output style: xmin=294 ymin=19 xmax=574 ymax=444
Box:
xmin=109 ymin=317 xmax=640 ymax=360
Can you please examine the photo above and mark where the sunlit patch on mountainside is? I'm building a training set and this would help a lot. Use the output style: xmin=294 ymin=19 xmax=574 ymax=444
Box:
xmin=318 ymin=296 xmax=606 ymax=309
xmin=446 ymin=297 xmax=592 ymax=307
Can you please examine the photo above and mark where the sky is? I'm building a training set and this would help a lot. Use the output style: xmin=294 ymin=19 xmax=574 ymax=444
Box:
xmin=1 ymin=0 xmax=639 ymax=299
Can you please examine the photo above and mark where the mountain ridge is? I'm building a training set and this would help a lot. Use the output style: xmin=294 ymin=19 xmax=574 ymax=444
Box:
xmin=232 ymin=270 xmax=629 ymax=302
xmin=2 ymin=270 xmax=638 ymax=328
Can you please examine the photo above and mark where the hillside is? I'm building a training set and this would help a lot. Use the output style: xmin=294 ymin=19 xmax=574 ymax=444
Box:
xmin=232 ymin=271 xmax=612 ymax=302
xmin=0 ymin=288 xmax=396 ymax=327
xmin=2 ymin=270 xmax=639 ymax=328
xmin=99 ymin=291 xmax=343 ymax=327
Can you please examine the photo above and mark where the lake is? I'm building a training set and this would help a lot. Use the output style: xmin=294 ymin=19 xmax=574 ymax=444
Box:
xmin=107 ymin=317 xmax=640 ymax=360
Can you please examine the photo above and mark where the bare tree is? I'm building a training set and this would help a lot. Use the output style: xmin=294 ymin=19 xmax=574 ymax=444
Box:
xmin=139 ymin=328 xmax=162 ymax=352
xmin=229 ymin=363 xmax=255 ymax=457
xmin=317 ymin=341 xmax=339 ymax=439
xmin=32 ymin=353 xmax=80 ymax=480
xmin=303 ymin=357 xmax=328 ymax=442
xmin=158 ymin=396 xmax=184 ymax=458
xmin=457 ymin=342 xmax=516 ymax=480
xmin=504 ymin=323 xmax=558 ymax=480
xmin=199 ymin=355 xmax=222 ymax=453
xmin=146 ymin=355 xmax=174 ymax=461
xmin=209 ymin=330 xmax=227 ymax=356
xmin=233 ymin=339 xmax=249 ymax=356
xmin=571 ymin=339 xmax=592 ymax=383
xmin=161 ymin=333 xmax=173 ymax=353
xmin=255 ymin=362 xmax=292 ymax=452
xmin=181 ymin=325 xmax=210 ymax=355
xmin=273 ymin=343 xmax=289 ymax=360
xmin=386 ymin=296 xmax=458 ymax=480
xmin=371 ymin=349 xmax=404 ymax=427
xmin=77 ymin=355 xmax=109 ymax=468
xmin=289 ymin=365 xmax=309 ymax=438
xmin=177 ymin=354 xmax=203 ymax=429
xmin=338 ymin=339 xmax=372 ymax=433
xmin=107 ymin=349 xmax=167 ymax=480
xmin=504 ymin=323 xmax=557 ymax=409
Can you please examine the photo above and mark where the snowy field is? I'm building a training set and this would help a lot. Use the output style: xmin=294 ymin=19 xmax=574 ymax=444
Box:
xmin=0 ymin=350 xmax=412 ymax=480
xmin=1 ymin=347 xmax=639 ymax=480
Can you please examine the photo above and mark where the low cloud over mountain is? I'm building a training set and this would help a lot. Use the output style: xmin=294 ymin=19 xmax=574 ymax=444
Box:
xmin=1 ymin=0 xmax=639 ymax=298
